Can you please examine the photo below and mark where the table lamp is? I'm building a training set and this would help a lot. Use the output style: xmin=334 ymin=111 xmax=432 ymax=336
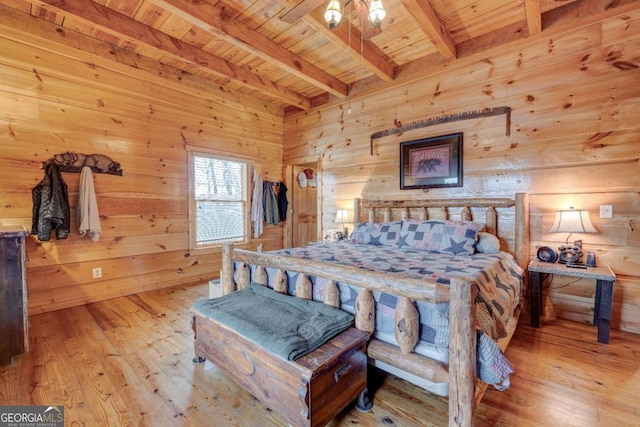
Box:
xmin=549 ymin=208 xmax=596 ymax=264
xmin=334 ymin=209 xmax=352 ymax=239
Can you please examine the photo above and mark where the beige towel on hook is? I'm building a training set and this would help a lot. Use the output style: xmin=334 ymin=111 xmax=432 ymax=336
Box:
xmin=77 ymin=166 xmax=102 ymax=242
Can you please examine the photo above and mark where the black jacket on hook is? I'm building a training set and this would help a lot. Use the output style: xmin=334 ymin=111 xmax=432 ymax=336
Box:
xmin=32 ymin=163 xmax=71 ymax=241
xmin=277 ymin=181 xmax=288 ymax=221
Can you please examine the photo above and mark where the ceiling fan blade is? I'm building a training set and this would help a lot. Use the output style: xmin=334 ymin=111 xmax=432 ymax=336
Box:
xmin=280 ymin=0 xmax=327 ymax=23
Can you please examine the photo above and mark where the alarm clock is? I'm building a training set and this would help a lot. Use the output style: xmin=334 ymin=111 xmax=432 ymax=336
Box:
xmin=536 ymin=246 xmax=558 ymax=263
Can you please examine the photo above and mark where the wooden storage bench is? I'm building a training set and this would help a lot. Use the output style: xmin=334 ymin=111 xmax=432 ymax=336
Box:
xmin=191 ymin=289 xmax=372 ymax=427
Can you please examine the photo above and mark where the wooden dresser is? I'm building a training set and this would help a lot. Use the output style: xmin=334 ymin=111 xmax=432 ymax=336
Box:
xmin=0 ymin=226 xmax=29 ymax=365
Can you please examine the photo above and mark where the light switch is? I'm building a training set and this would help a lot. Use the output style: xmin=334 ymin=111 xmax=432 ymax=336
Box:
xmin=600 ymin=205 xmax=613 ymax=219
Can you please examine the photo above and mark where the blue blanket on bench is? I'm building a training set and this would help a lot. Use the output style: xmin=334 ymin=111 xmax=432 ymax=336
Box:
xmin=192 ymin=283 xmax=355 ymax=360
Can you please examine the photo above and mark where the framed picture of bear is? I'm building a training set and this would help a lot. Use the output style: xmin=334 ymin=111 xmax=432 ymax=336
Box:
xmin=400 ymin=132 xmax=463 ymax=190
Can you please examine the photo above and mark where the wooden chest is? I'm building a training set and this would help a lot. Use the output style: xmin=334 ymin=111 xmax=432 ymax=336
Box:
xmin=192 ymin=312 xmax=369 ymax=427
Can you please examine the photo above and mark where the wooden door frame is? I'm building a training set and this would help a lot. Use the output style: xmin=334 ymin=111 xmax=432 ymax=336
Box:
xmin=283 ymin=158 xmax=322 ymax=248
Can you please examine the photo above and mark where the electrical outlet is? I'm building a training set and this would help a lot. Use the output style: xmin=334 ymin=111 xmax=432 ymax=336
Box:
xmin=600 ymin=205 xmax=613 ymax=219
xmin=92 ymin=267 xmax=102 ymax=279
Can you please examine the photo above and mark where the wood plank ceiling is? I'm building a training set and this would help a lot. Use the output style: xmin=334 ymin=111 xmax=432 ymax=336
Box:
xmin=1 ymin=0 xmax=634 ymax=113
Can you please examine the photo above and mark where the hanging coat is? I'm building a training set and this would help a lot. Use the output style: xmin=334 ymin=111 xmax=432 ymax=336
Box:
xmin=263 ymin=182 xmax=279 ymax=225
xmin=251 ymin=170 xmax=264 ymax=238
xmin=77 ymin=166 xmax=102 ymax=242
xmin=31 ymin=163 xmax=71 ymax=241
xmin=277 ymin=181 xmax=288 ymax=221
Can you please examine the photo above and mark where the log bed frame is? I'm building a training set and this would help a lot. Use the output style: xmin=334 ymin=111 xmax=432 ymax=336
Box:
xmin=218 ymin=193 xmax=530 ymax=427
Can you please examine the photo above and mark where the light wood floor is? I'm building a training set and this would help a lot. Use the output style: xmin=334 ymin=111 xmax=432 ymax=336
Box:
xmin=1 ymin=282 xmax=638 ymax=427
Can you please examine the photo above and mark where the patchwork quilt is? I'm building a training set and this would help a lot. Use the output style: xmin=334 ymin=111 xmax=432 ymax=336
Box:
xmin=236 ymin=241 xmax=524 ymax=389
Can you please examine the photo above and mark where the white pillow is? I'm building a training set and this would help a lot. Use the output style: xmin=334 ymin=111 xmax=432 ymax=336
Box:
xmin=475 ymin=232 xmax=501 ymax=254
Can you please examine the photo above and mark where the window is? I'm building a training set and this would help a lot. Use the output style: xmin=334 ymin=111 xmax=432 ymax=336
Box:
xmin=188 ymin=150 xmax=251 ymax=250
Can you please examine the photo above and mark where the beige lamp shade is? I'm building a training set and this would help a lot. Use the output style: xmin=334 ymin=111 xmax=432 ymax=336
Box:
xmin=549 ymin=208 xmax=596 ymax=244
xmin=335 ymin=209 xmax=352 ymax=225
xmin=549 ymin=209 xmax=596 ymax=233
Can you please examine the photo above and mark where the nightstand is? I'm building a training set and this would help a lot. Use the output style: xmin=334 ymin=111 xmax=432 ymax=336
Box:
xmin=528 ymin=260 xmax=616 ymax=344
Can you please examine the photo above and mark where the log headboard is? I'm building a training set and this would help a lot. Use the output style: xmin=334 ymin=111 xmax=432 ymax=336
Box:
xmin=353 ymin=193 xmax=530 ymax=272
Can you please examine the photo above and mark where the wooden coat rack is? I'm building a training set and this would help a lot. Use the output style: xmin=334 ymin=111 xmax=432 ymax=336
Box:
xmin=42 ymin=152 xmax=123 ymax=176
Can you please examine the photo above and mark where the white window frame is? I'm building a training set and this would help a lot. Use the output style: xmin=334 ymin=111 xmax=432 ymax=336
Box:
xmin=187 ymin=148 xmax=252 ymax=252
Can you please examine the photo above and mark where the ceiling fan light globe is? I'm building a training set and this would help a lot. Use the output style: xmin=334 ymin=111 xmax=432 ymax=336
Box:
xmin=325 ymin=0 xmax=343 ymax=29
xmin=368 ymin=0 xmax=386 ymax=27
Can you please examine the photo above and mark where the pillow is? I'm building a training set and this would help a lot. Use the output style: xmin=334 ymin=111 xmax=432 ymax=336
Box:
xmin=395 ymin=219 xmax=484 ymax=255
xmin=476 ymin=231 xmax=501 ymax=254
xmin=350 ymin=221 xmax=402 ymax=246
xmin=350 ymin=222 xmax=370 ymax=244
xmin=394 ymin=219 xmax=446 ymax=250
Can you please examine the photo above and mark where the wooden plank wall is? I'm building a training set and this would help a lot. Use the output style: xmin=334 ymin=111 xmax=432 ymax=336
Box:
xmin=283 ymin=9 xmax=640 ymax=333
xmin=0 ymin=6 xmax=284 ymax=314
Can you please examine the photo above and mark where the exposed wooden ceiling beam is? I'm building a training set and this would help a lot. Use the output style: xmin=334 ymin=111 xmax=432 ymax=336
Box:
xmin=543 ymin=0 xmax=640 ymax=28
xmin=401 ymin=0 xmax=456 ymax=61
xmin=279 ymin=0 xmax=397 ymax=83
xmin=32 ymin=0 xmax=311 ymax=110
xmin=309 ymin=7 xmax=396 ymax=82
xmin=280 ymin=0 xmax=325 ymax=23
xmin=151 ymin=0 xmax=348 ymax=98
xmin=523 ymin=0 xmax=542 ymax=36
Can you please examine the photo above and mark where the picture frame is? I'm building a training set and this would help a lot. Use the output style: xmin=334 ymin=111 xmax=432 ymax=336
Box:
xmin=400 ymin=132 xmax=463 ymax=190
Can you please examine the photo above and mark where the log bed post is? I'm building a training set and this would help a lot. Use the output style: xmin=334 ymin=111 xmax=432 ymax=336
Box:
xmin=515 ymin=193 xmax=530 ymax=298
xmin=296 ymin=274 xmax=312 ymax=299
xmin=355 ymin=290 xmax=375 ymax=333
xmin=273 ymin=270 xmax=288 ymax=293
xmin=449 ymin=277 xmax=477 ymax=427
xmin=236 ymin=263 xmax=250 ymax=290
xmin=253 ymin=266 xmax=268 ymax=286
xmin=222 ymin=243 xmax=235 ymax=295
xmin=396 ymin=297 xmax=419 ymax=354
xmin=324 ymin=280 xmax=340 ymax=308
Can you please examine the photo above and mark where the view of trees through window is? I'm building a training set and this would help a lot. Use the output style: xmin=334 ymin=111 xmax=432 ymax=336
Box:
xmin=193 ymin=154 xmax=248 ymax=246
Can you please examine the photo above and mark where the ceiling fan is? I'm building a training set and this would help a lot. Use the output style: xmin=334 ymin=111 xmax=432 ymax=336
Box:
xmin=280 ymin=0 xmax=386 ymax=39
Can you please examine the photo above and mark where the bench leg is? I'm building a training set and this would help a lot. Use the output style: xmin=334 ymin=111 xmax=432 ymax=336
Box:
xmin=356 ymin=388 xmax=373 ymax=412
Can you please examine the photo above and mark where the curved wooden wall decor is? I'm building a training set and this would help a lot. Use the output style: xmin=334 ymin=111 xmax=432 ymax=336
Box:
xmin=369 ymin=106 xmax=511 ymax=155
